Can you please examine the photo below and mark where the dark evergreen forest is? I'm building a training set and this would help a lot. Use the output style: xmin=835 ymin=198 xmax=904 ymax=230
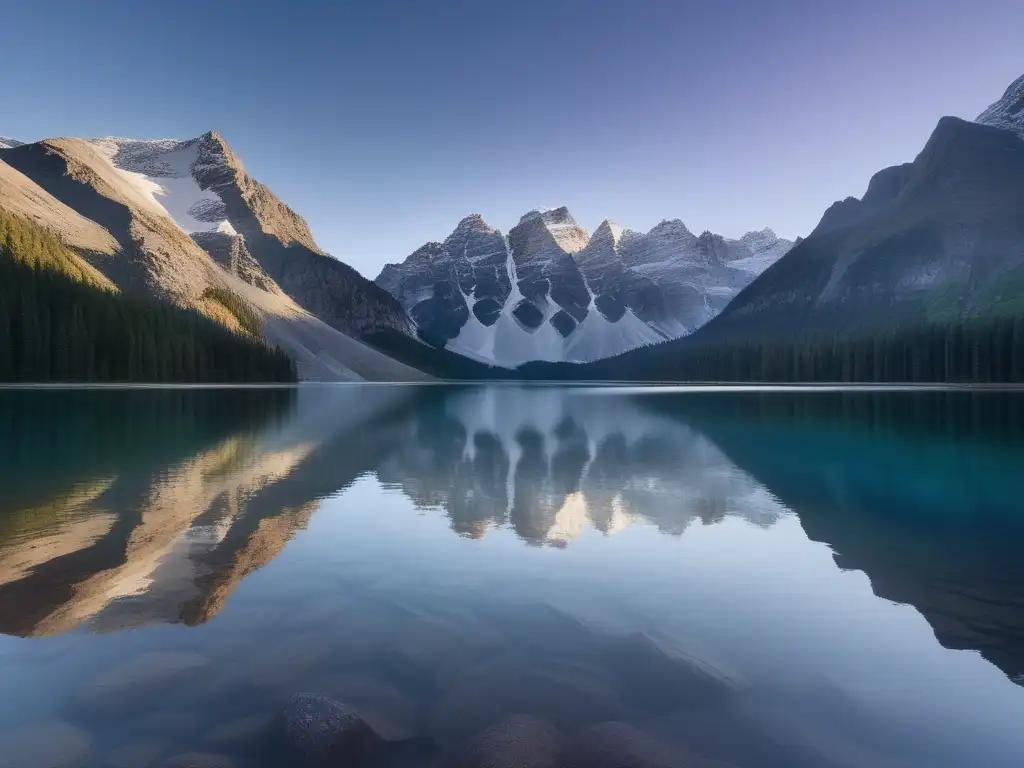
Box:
xmin=0 ymin=210 xmax=296 ymax=383
xmin=517 ymin=320 xmax=1024 ymax=383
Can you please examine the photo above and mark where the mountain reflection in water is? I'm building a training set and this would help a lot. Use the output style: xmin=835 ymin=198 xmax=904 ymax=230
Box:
xmin=0 ymin=385 xmax=1023 ymax=768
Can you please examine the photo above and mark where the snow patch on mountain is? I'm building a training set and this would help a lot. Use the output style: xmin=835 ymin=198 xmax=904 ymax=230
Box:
xmin=380 ymin=208 xmax=793 ymax=366
xmin=564 ymin=306 xmax=662 ymax=362
xmin=0 ymin=137 xmax=24 ymax=149
xmin=89 ymin=137 xmax=233 ymax=235
xmin=976 ymin=72 xmax=1024 ymax=139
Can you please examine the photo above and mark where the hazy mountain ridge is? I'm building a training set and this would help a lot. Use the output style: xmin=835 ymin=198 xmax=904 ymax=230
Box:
xmin=694 ymin=71 xmax=1024 ymax=339
xmin=377 ymin=207 xmax=792 ymax=366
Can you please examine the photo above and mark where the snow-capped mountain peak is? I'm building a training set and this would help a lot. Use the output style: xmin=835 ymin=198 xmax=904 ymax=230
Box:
xmin=976 ymin=72 xmax=1024 ymax=139
xmin=0 ymin=136 xmax=25 ymax=149
xmin=591 ymin=219 xmax=625 ymax=245
xmin=648 ymin=218 xmax=696 ymax=240
xmin=89 ymin=134 xmax=233 ymax=235
xmin=516 ymin=206 xmax=589 ymax=254
xmin=378 ymin=209 xmax=794 ymax=366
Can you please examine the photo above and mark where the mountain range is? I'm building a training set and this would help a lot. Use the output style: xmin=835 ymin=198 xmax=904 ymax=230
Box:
xmin=376 ymin=208 xmax=793 ymax=366
xmin=2 ymin=69 xmax=1022 ymax=381
xmin=512 ymin=70 xmax=1024 ymax=381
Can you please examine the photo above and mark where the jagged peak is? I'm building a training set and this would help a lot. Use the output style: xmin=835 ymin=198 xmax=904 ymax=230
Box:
xmin=592 ymin=219 xmax=624 ymax=243
xmin=452 ymin=212 xmax=498 ymax=233
xmin=198 ymin=129 xmax=227 ymax=144
xmin=518 ymin=205 xmax=575 ymax=224
xmin=647 ymin=218 xmax=694 ymax=239
xmin=976 ymin=71 xmax=1024 ymax=138
xmin=411 ymin=241 xmax=444 ymax=257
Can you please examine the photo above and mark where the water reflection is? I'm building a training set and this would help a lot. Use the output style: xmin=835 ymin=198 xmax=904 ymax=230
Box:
xmin=677 ymin=391 xmax=1024 ymax=685
xmin=1 ymin=386 xmax=1024 ymax=767
xmin=0 ymin=385 xmax=777 ymax=639
xmin=1 ymin=386 xmax=1023 ymax=689
xmin=376 ymin=387 xmax=779 ymax=545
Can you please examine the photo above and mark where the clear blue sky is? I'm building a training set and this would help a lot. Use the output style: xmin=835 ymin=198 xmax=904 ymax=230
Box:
xmin=3 ymin=0 xmax=1021 ymax=277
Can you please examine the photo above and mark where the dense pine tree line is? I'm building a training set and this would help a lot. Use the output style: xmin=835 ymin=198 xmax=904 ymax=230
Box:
xmin=518 ymin=318 xmax=1024 ymax=383
xmin=0 ymin=210 xmax=296 ymax=383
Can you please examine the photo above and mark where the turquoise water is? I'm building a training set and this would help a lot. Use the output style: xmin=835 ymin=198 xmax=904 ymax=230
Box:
xmin=0 ymin=385 xmax=1023 ymax=767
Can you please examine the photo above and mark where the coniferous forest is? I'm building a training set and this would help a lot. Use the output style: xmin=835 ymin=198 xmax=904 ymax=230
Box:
xmin=0 ymin=210 xmax=296 ymax=383
xmin=517 ymin=319 xmax=1024 ymax=384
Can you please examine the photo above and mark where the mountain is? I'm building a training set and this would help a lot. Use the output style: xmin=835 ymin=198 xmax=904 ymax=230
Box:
xmin=976 ymin=72 xmax=1024 ymax=138
xmin=697 ymin=72 xmax=1024 ymax=340
xmin=0 ymin=207 xmax=297 ymax=382
xmin=86 ymin=133 xmax=411 ymax=336
xmin=0 ymin=137 xmax=24 ymax=150
xmin=376 ymin=207 xmax=792 ymax=366
xmin=0 ymin=133 xmax=428 ymax=381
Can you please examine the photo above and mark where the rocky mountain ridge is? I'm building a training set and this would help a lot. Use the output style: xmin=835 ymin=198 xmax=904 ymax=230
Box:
xmin=698 ymin=70 xmax=1024 ymax=339
xmin=377 ymin=207 xmax=793 ymax=366
xmin=976 ymin=72 xmax=1024 ymax=139
xmin=87 ymin=132 xmax=412 ymax=337
xmin=0 ymin=134 xmax=428 ymax=381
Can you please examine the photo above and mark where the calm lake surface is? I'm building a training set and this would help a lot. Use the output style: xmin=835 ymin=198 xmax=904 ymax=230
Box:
xmin=1 ymin=384 xmax=1023 ymax=767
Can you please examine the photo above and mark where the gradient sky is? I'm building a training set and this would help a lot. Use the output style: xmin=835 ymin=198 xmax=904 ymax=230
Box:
xmin=2 ymin=0 xmax=1021 ymax=277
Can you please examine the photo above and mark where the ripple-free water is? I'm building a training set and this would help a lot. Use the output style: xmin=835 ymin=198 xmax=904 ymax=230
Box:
xmin=1 ymin=385 xmax=1023 ymax=767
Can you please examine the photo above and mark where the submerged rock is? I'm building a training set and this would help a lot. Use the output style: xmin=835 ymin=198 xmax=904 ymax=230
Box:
xmin=439 ymin=715 xmax=564 ymax=768
xmin=563 ymin=721 xmax=718 ymax=768
xmin=277 ymin=693 xmax=384 ymax=767
xmin=430 ymin=651 xmax=623 ymax=745
xmin=0 ymin=721 xmax=92 ymax=768
xmin=156 ymin=753 xmax=236 ymax=768
xmin=104 ymin=740 xmax=168 ymax=768
xmin=601 ymin=632 xmax=744 ymax=712
xmin=305 ymin=673 xmax=421 ymax=740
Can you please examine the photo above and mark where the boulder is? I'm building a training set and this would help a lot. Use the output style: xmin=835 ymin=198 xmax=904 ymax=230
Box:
xmin=0 ymin=721 xmax=92 ymax=768
xmin=439 ymin=715 xmax=564 ymax=768
xmin=277 ymin=693 xmax=384 ymax=767
xmin=305 ymin=673 xmax=421 ymax=740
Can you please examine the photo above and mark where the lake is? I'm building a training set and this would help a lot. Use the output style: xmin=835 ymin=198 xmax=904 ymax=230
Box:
xmin=1 ymin=384 xmax=1023 ymax=768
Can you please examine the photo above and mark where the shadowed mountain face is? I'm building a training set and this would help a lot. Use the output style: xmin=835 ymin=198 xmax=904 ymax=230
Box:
xmin=705 ymin=71 xmax=1024 ymax=339
xmin=376 ymin=209 xmax=792 ymax=366
xmin=2 ymin=385 xmax=1022 ymax=698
